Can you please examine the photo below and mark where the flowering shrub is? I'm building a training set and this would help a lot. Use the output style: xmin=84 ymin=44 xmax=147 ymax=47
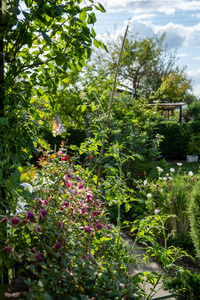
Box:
xmin=143 ymin=164 xmax=197 ymax=237
xmin=0 ymin=149 xmax=142 ymax=299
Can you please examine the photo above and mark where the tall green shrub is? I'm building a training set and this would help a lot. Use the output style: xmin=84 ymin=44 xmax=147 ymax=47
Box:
xmin=189 ymin=180 xmax=200 ymax=257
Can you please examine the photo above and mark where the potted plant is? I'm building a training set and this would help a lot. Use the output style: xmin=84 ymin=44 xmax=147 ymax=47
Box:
xmin=187 ymin=133 xmax=200 ymax=162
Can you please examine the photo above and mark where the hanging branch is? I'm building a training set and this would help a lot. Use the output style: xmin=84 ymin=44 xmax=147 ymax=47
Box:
xmin=96 ymin=25 xmax=129 ymax=189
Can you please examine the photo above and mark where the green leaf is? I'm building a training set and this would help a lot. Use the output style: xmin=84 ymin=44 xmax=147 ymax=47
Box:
xmin=10 ymin=169 xmax=21 ymax=186
xmin=25 ymin=0 xmax=32 ymax=7
xmin=0 ymin=117 xmax=9 ymax=127
xmin=42 ymin=32 xmax=52 ymax=44
xmin=79 ymin=11 xmax=87 ymax=22
xmin=91 ymin=27 xmax=96 ymax=38
xmin=87 ymin=13 xmax=96 ymax=24
xmin=94 ymin=3 xmax=106 ymax=13
xmin=93 ymin=39 xmax=99 ymax=48
xmin=55 ymin=6 xmax=62 ymax=16
xmin=8 ymin=7 xmax=21 ymax=15
xmin=99 ymin=41 xmax=108 ymax=52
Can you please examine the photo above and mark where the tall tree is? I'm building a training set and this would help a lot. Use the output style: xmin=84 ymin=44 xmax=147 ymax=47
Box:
xmin=93 ymin=33 xmax=191 ymax=102
xmin=0 ymin=0 xmax=106 ymax=282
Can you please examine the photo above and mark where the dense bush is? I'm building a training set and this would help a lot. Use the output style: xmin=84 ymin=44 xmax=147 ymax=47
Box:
xmin=189 ymin=180 xmax=200 ymax=258
xmin=153 ymin=121 xmax=191 ymax=160
xmin=164 ymin=269 xmax=200 ymax=300
xmin=0 ymin=150 xmax=143 ymax=299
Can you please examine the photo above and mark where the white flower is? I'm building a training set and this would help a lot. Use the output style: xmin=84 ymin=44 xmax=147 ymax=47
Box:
xmin=157 ymin=167 xmax=163 ymax=173
xmin=168 ymin=177 xmax=172 ymax=180
xmin=155 ymin=209 xmax=160 ymax=214
xmin=147 ymin=193 xmax=152 ymax=198
xmin=189 ymin=171 xmax=193 ymax=177
xmin=170 ymin=168 xmax=175 ymax=173
xmin=144 ymin=180 xmax=147 ymax=186
xmin=162 ymin=177 xmax=167 ymax=180
xmin=20 ymin=183 xmax=34 ymax=193
xmin=160 ymin=189 xmax=163 ymax=193
xmin=177 ymin=163 xmax=182 ymax=166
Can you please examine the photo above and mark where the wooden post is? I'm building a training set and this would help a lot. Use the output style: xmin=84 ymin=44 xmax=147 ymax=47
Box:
xmin=96 ymin=25 xmax=129 ymax=189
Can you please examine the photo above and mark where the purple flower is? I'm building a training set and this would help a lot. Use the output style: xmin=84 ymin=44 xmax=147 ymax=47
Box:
xmin=78 ymin=185 xmax=83 ymax=189
xmin=41 ymin=210 xmax=47 ymax=217
xmin=35 ymin=254 xmax=40 ymax=260
xmin=6 ymin=247 xmax=11 ymax=253
xmin=27 ymin=211 xmax=34 ymax=220
xmin=75 ymin=175 xmax=81 ymax=181
xmin=12 ymin=218 xmax=19 ymax=225
xmin=96 ymin=223 xmax=102 ymax=231
xmin=64 ymin=202 xmax=69 ymax=207
xmin=93 ymin=211 xmax=100 ymax=216
xmin=56 ymin=243 xmax=61 ymax=249
xmin=84 ymin=226 xmax=90 ymax=233
xmin=86 ymin=194 xmax=91 ymax=203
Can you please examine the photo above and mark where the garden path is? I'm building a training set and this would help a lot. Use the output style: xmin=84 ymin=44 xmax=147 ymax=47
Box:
xmin=121 ymin=231 xmax=176 ymax=300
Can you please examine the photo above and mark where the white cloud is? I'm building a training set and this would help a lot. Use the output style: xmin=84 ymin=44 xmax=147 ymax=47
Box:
xmin=193 ymin=57 xmax=200 ymax=60
xmin=178 ymin=53 xmax=188 ymax=58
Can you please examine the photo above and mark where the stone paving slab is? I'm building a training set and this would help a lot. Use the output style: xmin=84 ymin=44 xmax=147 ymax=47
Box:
xmin=121 ymin=231 xmax=176 ymax=300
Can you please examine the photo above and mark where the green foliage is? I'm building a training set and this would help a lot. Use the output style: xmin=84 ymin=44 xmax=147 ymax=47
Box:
xmin=91 ymin=32 xmax=191 ymax=101
xmin=0 ymin=150 xmax=142 ymax=299
xmin=189 ymin=180 xmax=200 ymax=258
xmin=0 ymin=0 xmax=107 ymax=206
xmin=144 ymin=164 xmax=196 ymax=238
xmin=153 ymin=121 xmax=191 ymax=160
xmin=164 ymin=269 xmax=200 ymax=300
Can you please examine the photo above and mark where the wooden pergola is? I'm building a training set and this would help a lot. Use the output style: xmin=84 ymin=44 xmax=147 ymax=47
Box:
xmin=146 ymin=102 xmax=188 ymax=123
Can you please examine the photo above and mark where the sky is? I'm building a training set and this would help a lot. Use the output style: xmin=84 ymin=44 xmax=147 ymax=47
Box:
xmin=92 ymin=0 xmax=200 ymax=98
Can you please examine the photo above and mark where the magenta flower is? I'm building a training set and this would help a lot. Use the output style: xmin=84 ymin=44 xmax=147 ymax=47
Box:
xmin=41 ymin=210 xmax=47 ymax=217
xmin=27 ymin=211 xmax=34 ymax=220
xmin=84 ymin=226 xmax=90 ymax=233
xmin=56 ymin=243 xmax=61 ymax=249
xmin=64 ymin=202 xmax=69 ymax=207
xmin=12 ymin=217 xmax=19 ymax=225
xmin=6 ymin=247 xmax=11 ymax=253
xmin=35 ymin=254 xmax=41 ymax=260
xmin=96 ymin=223 xmax=102 ymax=231
xmin=93 ymin=211 xmax=100 ymax=216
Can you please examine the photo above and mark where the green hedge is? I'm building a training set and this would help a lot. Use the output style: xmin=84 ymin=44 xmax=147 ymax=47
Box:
xmin=153 ymin=121 xmax=194 ymax=160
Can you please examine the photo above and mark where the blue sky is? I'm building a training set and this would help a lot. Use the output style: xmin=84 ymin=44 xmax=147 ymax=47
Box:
xmin=93 ymin=0 xmax=200 ymax=97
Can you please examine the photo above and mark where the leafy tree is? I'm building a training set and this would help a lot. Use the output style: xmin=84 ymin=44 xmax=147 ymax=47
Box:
xmin=92 ymin=32 xmax=191 ymax=102
xmin=0 ymin=0 xmax=106 ymax=207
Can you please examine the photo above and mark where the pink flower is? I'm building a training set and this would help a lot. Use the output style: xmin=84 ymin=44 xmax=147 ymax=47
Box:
xmin=84 ymin=226 xmax=90 ymax=233
xmin=57 ymin=150 xmax=63 ymax=155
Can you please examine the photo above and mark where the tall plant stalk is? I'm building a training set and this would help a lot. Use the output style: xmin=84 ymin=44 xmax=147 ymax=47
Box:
xmin=96 ymin=25 xmax=129 ymax=188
